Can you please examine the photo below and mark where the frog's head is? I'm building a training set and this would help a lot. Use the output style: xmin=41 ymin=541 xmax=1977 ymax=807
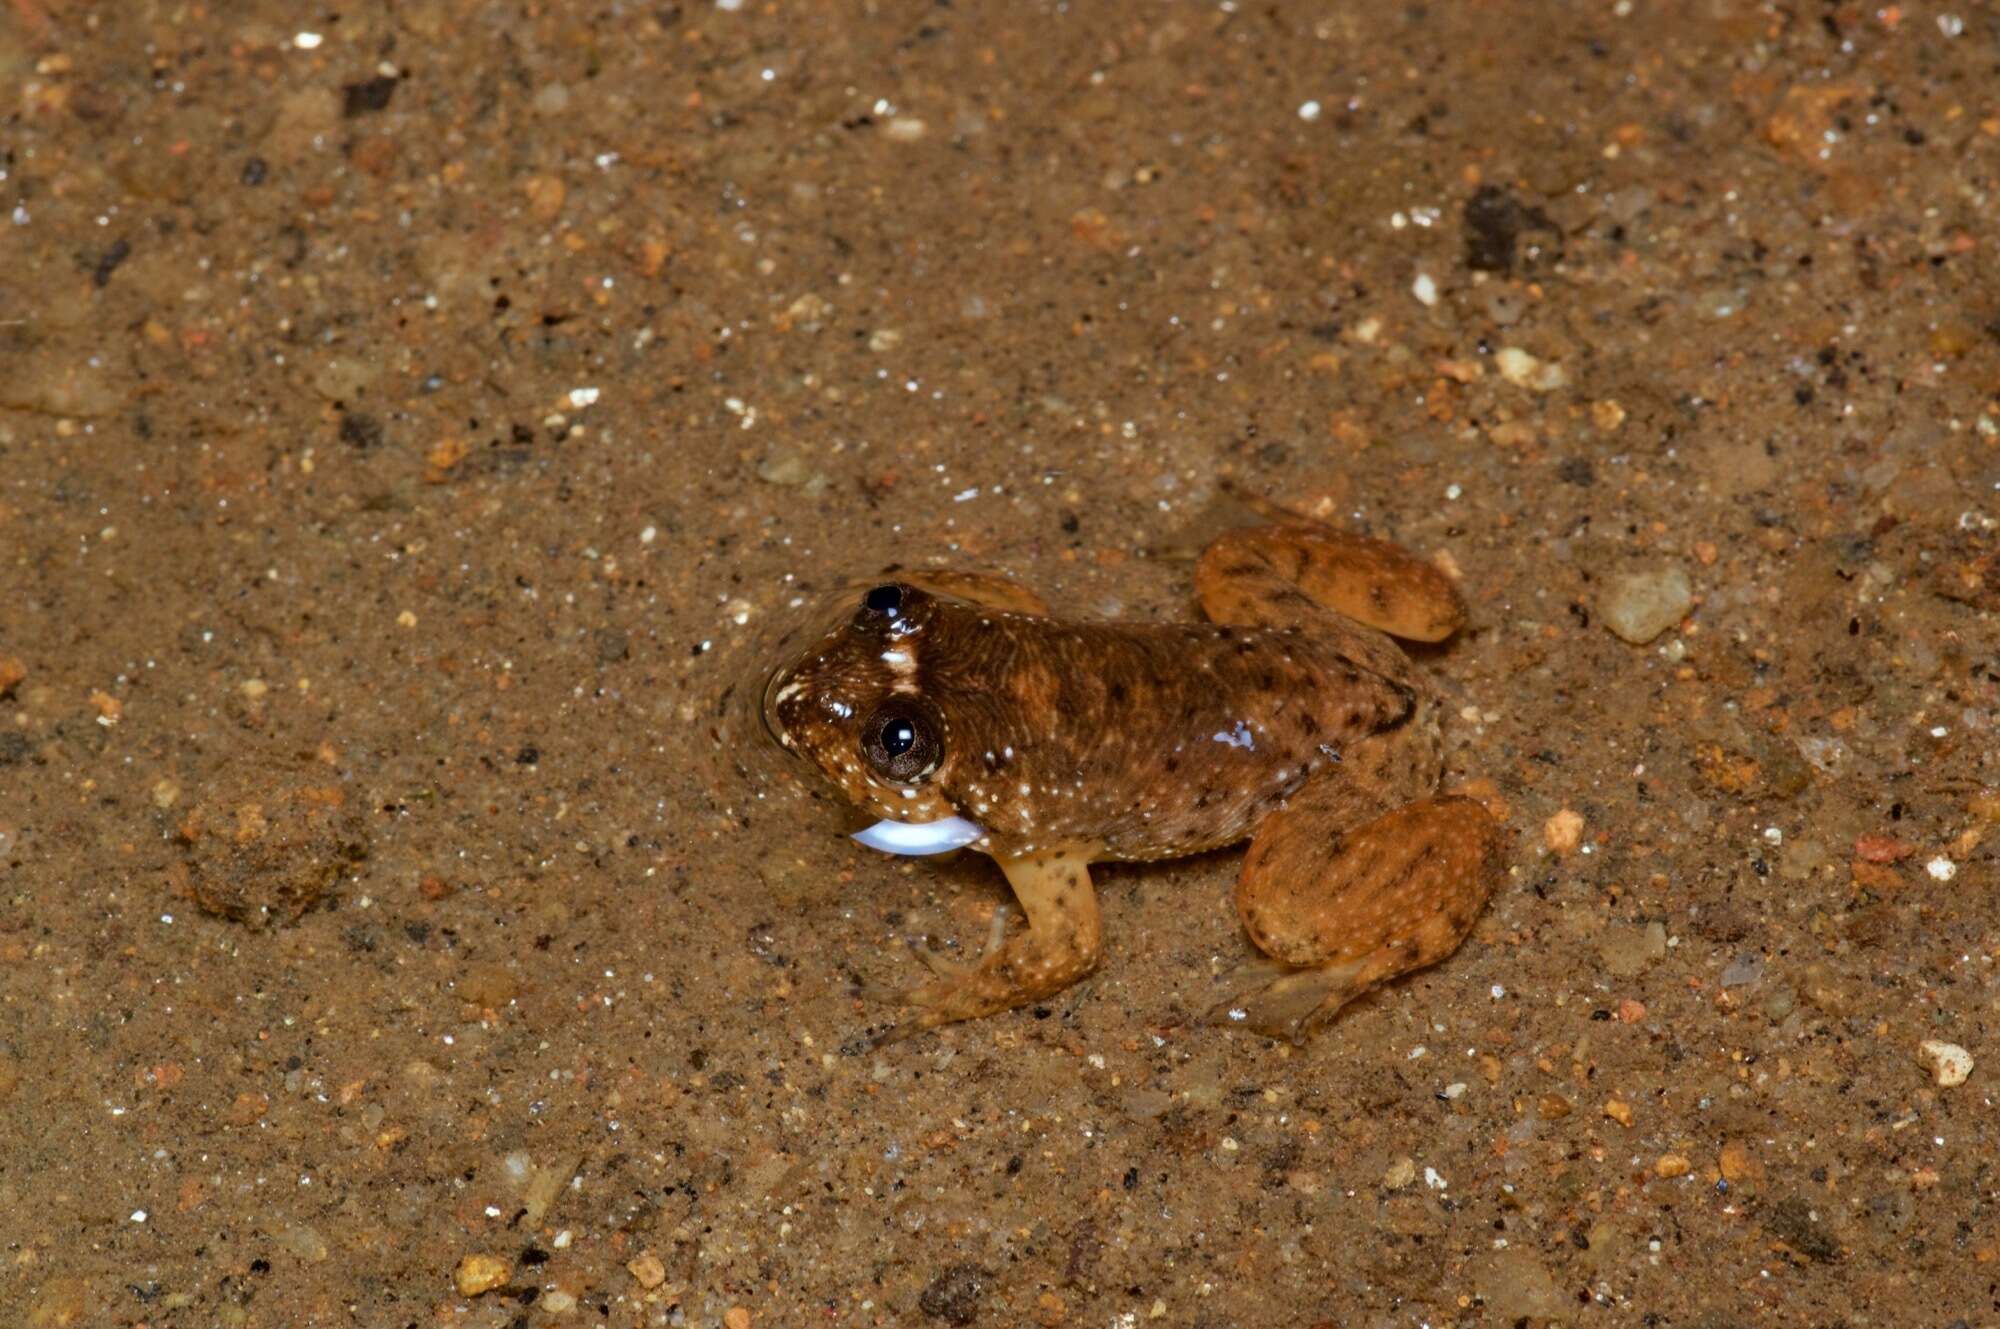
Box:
xmin=761 ymin=582 xmax=985 ymax=855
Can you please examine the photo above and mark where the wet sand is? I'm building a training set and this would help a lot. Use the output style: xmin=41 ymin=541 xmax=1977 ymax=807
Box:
xmin=4 ymin=2 xmax=1999 ymax=1325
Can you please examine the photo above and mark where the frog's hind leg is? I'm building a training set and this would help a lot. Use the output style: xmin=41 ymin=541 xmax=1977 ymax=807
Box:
xmin=1207 ymin=790 xmax=1507 ymax=1043
xmin=1196 ymin=523 xmax=1466 ymax=647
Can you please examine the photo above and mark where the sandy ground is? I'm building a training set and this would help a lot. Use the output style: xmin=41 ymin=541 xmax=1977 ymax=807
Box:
xmin=5 ymin=1 xmax=2000 ymax=1325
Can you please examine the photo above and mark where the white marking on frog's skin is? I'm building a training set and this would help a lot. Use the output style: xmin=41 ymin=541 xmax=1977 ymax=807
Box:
xmin=771 ymin=678 xmax=808 ymax=705
xmin=852 ymin=816 xmax=985 ymax=856
xmin=880 ymin=645 xmax=919 ymax=694
xmin=1212 ymin=719 xmax=1256 ymax=750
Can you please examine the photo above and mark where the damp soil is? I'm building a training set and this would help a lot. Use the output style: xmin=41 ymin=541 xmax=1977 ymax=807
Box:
xmin=4 ymin=3 xmax=1999 ymax=1326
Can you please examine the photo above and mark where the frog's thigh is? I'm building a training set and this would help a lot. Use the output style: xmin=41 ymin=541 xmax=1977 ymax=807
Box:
xmin=899 ymin=848 xmax=1102 ymax=1032
xmin=893 ymin=568 xmax=1050 ymax=616
xmin=1196 ymin=523 xmax=1465 ymax=642
xmin=1222 ymin=794 xmax=1505 ymax=1041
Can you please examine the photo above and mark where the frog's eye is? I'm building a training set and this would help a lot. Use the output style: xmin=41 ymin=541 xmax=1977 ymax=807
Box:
xmin=860 ymin=700 xmax=942 ymax=783
xmin=861 ymin=583 xmax=903 ymax=618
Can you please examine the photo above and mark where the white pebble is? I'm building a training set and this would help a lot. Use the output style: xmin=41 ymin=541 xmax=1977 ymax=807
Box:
xmin=1600 ymin=565 xmax=1695 ymax=645
xmin=1917 ymin=1039 xmax=1973 ymax=1087
xmin=1495 ymin=346 xmax=1568 ymax=393
xmin=1298 ymin=100 xmax=1322 ymax=122
xmin=1927 ymin=856 xmax=1957 ymax=882
xmin=1412 ymin=272 xmax=1438 ymax=306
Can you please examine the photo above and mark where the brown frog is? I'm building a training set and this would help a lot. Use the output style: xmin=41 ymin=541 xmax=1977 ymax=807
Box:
xmin=761 ymin=518 xmax=1507 ymax=1043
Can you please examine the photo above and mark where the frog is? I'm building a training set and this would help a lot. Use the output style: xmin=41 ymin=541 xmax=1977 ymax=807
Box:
xmin=759 ymin=517 xmax=1507 ymax=1043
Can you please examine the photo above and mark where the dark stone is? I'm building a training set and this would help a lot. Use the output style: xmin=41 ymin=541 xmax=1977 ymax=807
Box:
xmin=917 ymin=1264 xmax=987 ymax=1325
xmin=1462 ymin=185 xmax=1564 ymax=275
xmin=342 ymin=75 xmax=400 ymax=117
xmin=338 ymin=412 xmax=383 ymax=449
xmin=593 ymin=629 xmax=630 ymax=665
xmin=241 ymin=157 xmax=268 ymax=186
xmin=1762 ymin=1195 xmax=1839 ymax=1262
xmin=92 ymin=238 xmax=131 ymax=288
xmin=0 ymin=733 xmax=28 ymax=766
xmin=1556 ymin=456 xmax=1595 ymax=486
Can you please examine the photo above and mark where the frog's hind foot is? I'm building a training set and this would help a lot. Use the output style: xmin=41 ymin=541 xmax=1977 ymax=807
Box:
xmin=1220 ymin=795 xmax=1509 ymax=1041
xmin=1203 ymin=950 xmax=1402 ymax=1044
xmin=1196 ymin=522 xmax=1467 ymax=644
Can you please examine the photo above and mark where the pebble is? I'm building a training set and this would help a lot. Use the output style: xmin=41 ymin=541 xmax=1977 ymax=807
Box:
xmin=1494 ymin=345 xmax=1568 ymax=392
xmin=755 ymin=449 xmax=829 ymax=493
xmin=1917 ymin=1039 xmax=1973 ymax=1088
xmin=1719 ymin=953 xmax=1765 ymax=987
xmin=1718 ymin=1141 xmax=1761 ymax=1183
xmin=627 ymin=1251 xmax=666 ymax=1289
xmin=454 ymin=1253 xmax=512 ymax=1297
xmin=918 ymin=1264 xmax=987 ymax=1326
xmin=1543 ymin=808 xmax=1584 ymax=853
xmin=1599 ymin=564 xmax=1694 ymax=644
xmin=1381 ymin=1156 xmax=1417 ymax=1188
xmin=276 ymin=1222 xmax=330 ymax=1262
xmin=174 ymin=765 xmax=368 ymax=928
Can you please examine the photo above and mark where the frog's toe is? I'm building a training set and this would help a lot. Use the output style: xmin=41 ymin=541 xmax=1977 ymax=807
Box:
xmin=1204 ymin=952 xmax=1386 ymax=1044
xmin=905 ymin=906 xmax=1010 ymax=979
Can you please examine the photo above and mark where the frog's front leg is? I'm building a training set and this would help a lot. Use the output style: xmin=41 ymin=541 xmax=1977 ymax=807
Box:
xmin=1210 ymin=792 xmax=1507 ymax=1043
xmin=884 ymin=847 xmax=1103 ymax=1039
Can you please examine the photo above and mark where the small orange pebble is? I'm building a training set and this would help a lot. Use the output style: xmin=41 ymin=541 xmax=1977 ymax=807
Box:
xmin=1617 ymin=999 xmax=1647 ymax=1024
xmin=1853 ymin=834 xmax=1917 ymax=863
xmin=1543 ymin=809 xmax=1584 ymax=854
xmin=1603 ymin=1098 xmax=1635 ymax=1127
xmin=454 ymin=1254 xmax=512 ymax=1298
xmin=626 ymin=1251 xmax=666 ymax=1289
xmin=424 ymin=435 xmax=470 ymax=483
xmin=90 ymin=690 xmax=122 ymax=722
xmin=1718 ymin=1141 xmax=1762 ymax=1182
xmin=1654 ymin=1153 xmax=1690 ymax=1178
xmin=1693 ymin=541 xmax=1719 ymax=566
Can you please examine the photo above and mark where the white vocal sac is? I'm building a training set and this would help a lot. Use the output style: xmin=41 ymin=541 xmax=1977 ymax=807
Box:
xmin=851 ymin=816 xmax=985 ymax=856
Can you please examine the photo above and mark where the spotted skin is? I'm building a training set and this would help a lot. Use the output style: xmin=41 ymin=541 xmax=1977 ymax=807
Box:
xmin=763 ymin=521 xmax=1508 ymax=1042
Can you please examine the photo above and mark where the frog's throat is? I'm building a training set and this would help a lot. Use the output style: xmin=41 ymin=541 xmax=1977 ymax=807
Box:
xmin=852 ymin=816 xmax=985 ymax=856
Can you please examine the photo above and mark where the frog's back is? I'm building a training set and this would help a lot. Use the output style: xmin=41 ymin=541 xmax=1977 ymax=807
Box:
xmin=921 ymin=605 xmax=1421 ymax=860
